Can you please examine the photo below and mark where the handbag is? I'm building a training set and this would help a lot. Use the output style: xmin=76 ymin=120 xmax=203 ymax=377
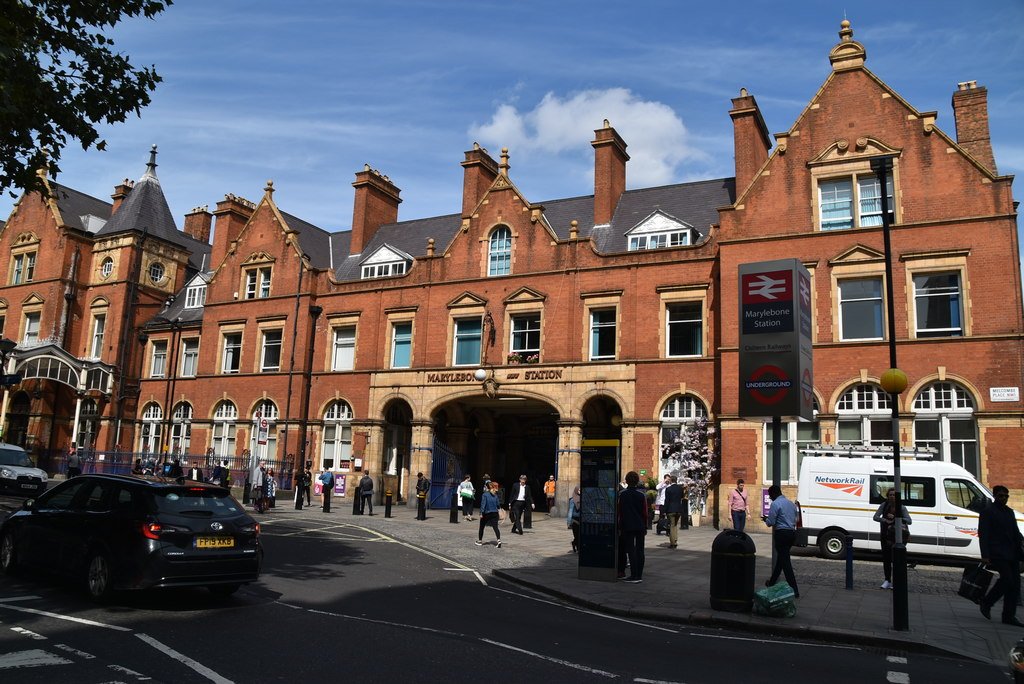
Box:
xmin=498 ymin=509 xmax=507 ymax=522
xmin=957 ymin=563 xmax=994 ymax=604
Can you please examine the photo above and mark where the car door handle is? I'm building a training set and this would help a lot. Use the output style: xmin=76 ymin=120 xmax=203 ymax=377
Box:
xmin=944 ymin=516 xmax=958 ymax=520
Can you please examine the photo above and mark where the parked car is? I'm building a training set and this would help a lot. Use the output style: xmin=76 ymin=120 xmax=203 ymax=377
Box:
xmin=0 ymin=473 xmax=262 ymax=600
xmin=0 ymin=442 xmax=48 ymax=498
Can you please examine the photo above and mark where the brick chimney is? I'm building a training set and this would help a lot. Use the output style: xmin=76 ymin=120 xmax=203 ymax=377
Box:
xmin=461 ymin=143 xmax=499 ymax=216
xmin=591 ymin=120 xmax=629 ymax=226
xmin=952 ymin=81 xmax=997 ymax=174
xmin=183 ymin=205 xmax=212 ymax=243
xmin=350 ymin=165 xmax=401 ymax=255
xmin=210 ymin=194 xmax=255 ymax=266
xmin=729 ymin=88 xmax=772 ymax=194
xmin=110 ymin=179 xmax=134 ymax=214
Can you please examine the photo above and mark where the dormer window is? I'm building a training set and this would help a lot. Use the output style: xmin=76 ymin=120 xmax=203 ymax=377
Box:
xmin=625 ymin=210 xmax=695 ymax=251
xmin=185 ymin=284 xmax=207 ymax=308
xmin=488 ymin=226 xmax=511 ymax=276
xmin=360 ymin=244 xmax=412 ymax=280
xmin=819 ymin=173 xmax=893 ymax=231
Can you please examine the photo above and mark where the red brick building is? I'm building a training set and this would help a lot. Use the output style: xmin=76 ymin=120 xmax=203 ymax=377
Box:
xmin=0 ymin=22 xmax=1020 ymax=520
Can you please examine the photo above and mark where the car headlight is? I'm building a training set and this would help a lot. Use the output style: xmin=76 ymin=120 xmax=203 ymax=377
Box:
xmin=40 ymin=472 xmax=48 ymax=481
xmin=0 ymin=467 xmax=14 ymax=479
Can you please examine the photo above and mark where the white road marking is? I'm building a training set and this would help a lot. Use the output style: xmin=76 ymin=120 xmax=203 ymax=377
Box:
xmin=489 ymin=585 xmax=679 ymax=633
xmin=135 ymin=633 xmax=233 ymax=684
xmin=0 ymin=649 xmax=72 ymax=669
xmin=11 ymin=626 xmax=46 ymax=640
xmin=473 ymin=570 xmax=488 ymax=586
xmin=886 ymin=656 xmax=907 ymax=664
xmin=479 ymin=638 xmax=618 ymax=678
xmin=686 ymin=632 xmax=860 ymax=650
xmin=442 ymin=567 xmax=475 ymax=572
xmin=0 ymin=604 xmax=131 ymax=631
xmin=886 ymin=672 xmax=910 ymax=684
xmin=0 ymin=595 xmax=43 ymax=603
xmin=108 ymin=663 xmax=153 ymax=680
xmin=635 ymin=679 xmax=688 ymax=684
xmin=53 ymin=643 xmax=96 ymax=659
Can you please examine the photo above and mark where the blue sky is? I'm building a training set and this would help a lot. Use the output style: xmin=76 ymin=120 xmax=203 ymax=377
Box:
xmin=4 ymin=0 xmax=1023 ymax=261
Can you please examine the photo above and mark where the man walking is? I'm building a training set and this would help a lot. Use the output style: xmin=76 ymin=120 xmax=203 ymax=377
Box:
xmin=764 ymin=484 xmax=800 ymax=598
xmin=617 ymin=471 xmax=647 ymax=583
xmin=661 ymin=475 xmax=684 ymax=548
xmin=544 ymin=475 xmax=556 ymax=514
xmin=359 ymin=470 xmax=375 ymax=515
xmin=415 ymin=472 xmax=429 ymax=520
xmin=302 ymin=462 xmax=312 ymax=506
xmin=979 ymin=485 xmax=1024 ymax=627
xmin=508 ymin=474 xmax=534 ymax=535
xmin=187 ymin=461 xmax=204 ymax=482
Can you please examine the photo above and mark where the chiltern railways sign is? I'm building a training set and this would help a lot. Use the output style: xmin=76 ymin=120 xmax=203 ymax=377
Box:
xmin=738 ymin=259 xmax=814 ymax=420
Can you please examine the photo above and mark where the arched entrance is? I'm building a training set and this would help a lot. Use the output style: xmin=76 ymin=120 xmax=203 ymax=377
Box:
xmin=381 ymin=399 xmax=412 ymax=502
xmin=581 ymin=395 xmax=623 ymax=442
xmin=431 ymin=394 xmax=560 ymax=509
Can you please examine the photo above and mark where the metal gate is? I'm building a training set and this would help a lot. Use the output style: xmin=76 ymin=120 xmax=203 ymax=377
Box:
xmin=429 ymin=439 xmax=464 ymax=509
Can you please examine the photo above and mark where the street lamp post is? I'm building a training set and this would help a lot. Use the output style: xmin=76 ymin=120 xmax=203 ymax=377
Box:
xmin=0 ymin=338 xmax=19 ymax=441
xmin=871 ymin=155 xmax=909 ymax=631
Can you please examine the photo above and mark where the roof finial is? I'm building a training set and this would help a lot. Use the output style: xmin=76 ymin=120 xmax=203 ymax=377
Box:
xmin=264 ymin=179 xmax=274 ymax=196
xmin=499 ymin=147 xmax=510 ymax=173
xmin=839 ymin=18 xmax=853 ymax=43
xmin=144 ymin=144 xmax=158 ymax=179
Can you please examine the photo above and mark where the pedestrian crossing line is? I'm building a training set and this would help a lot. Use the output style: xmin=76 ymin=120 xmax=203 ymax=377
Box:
xmin=11 ymin=627 xmax=46 ymax=640
xmin=0 ymin=649 xmax=72 ymax=670
xmin=108 ymin=663 xmax=153 ymax=680
xmin=0 ymin=604 xmax=131 ymax=632
xmin=886 ymin=656 xmax=907 ymax=664
xmin=479 ymin=638 xmax=618 ymax=678
xmin=886 ymin=672 xmax=909 ymax=684
xmin=53 ymin=644 xmax=95 ymax=660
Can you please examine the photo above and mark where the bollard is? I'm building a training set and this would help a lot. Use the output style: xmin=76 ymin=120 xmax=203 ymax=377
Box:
xmin=524 ymin=504 xmax=532 ymax=530
xmin=352 ymin=487 xmax=361 ymax=515
xmin=845 ymin=534 xmax=854 ymax=590
xmin=449 ymin=489 xmax=460 ymax=523
xmin=384 ymin=489 xmax=393 ymax=518
xmin=242 ymin=477 xmax=251 ymax=504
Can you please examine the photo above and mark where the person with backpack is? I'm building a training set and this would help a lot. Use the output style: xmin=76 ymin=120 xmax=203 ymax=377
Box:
xmin=873 ymin=488 xmax=913 ymax=590
xmin=359 ymin=471 xmax=374 ymax=515
xmin=458 ymin=474 xmax=475 ymax=521
xmin=320 ymin=469 xmax=335 ymax=513
xmin=415 ymin=472 xmax=429 ymax=520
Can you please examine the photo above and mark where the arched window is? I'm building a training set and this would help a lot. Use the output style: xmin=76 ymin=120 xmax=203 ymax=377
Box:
xmin=140 ymin=402 xmax=162 ymax=454
xmin=170 ymin=402 xmax=193 ymax=455
xmin=488 ymin=226 xmax=511 ymax=276
xmin=913 ymin=382 xmax=978 ymax=476
xmin=250 ymin=400 xmax=279 ymax=462
xmin=763 ymin=398 xmax=820 ymax=484
xmin=76 ymin=399 xmax=98 ymax=450
xmin=212 ymin=401 xmax=237 ymax=459
xmin=321 ymin=401 xmax=353 ymax=472
xmin=659 ymin=395 xmax=707 ymax=450
xmin=836 ymin=384 xmax=892 ymax=448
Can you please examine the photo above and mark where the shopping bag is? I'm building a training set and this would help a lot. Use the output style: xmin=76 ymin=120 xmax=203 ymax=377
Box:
xmin=656 ymin=516 xmax=670 ymax=534
xmin=753 ymin=582 xmax=797 ymax=618
xmin=957 ymin=563 xmax=994 ymax=604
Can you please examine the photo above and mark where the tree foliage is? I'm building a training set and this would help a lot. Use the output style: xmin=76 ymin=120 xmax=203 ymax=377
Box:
xmin=660 ymin=416 xmax=719 ymax=513
xmin=0 ymin=0 xmax=172 ymax=198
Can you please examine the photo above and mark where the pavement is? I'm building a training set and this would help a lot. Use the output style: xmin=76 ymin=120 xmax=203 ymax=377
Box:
xmin=251 ymin=495 xmax=1023 ymax=667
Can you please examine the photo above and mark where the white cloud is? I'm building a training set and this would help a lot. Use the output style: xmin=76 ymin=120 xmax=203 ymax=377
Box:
xmin=469 ymin=88 xmax=702 ymax=187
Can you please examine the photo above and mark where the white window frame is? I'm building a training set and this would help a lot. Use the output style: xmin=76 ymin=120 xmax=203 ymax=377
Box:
xmin=390 ymin=321 xmax=412 ymax=369
xmin=148 ymin=262 xmax=165 ymax=285
xmin=90 ymin=314 xmax=106 ymax=358
xmin=361 ymin=261 xmax=407 ymax=279
xmin=838 ymin=277 xmax=884 ymax=341
xmin=762 ymin=402 xmax=820 ymax=485
xmin=488 ymin=226 xmax=512 ymax=276
xmin=836 ymin=384 xmax=893 ymax=448
xmin=912 ymin=382 xmax=978 ymax=476
xmin=139 ymin=402 xmax=162 ymax=453
xmin=453 ymin=317 xmax=483 ymax=366
xmin=260 ymin=329 xmax=283 ymax=372
xmin=249 ymin=401 xmax=278 ymax=462
xmin=818 ymin=172 xmax=893 ymax=231
xmin=180 ymin=339 xmax=199 ymax=377
xmin=100 ymin=257 xmax=114 ymax=279
xmin=170 ymin=402 xmax=192 ymax=455
xmin=510 ymin=313 xmax=540 ymax=356
xmin=659 ymin=395 xmax=707 ymax=449
xmin=245 ymin=266 xmax=272 ymax=299
xmin=12 ymin=252 xmax=37 ymax=285
xmin=913 ymin=272 xmax=963 ymax=338
xmin=332 ymin=325 xmax=356 ymax=371
xmin=321 ymin=401 xmax=353 ymax=471
xmin=665 ymin=301 xmax=702 ymax=357
xmin=150 ymin=340 xmax=167 ymax=378
xmin=222 ymin=332 xmax=242 ymax=374
xmin=212 ymin=401 xmax=237 ymax=458
xmin=589 ymin=308 xmax=617 ymax=361
xmin=628 ymin=231 xmax=690 ymax=251
xmin=22 ymin=311 xmax=40 ymax=345
xmin=185 ymin=284 xmax=207 ymax=308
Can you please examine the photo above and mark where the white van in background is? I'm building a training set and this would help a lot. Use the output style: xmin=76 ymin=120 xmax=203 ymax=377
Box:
xmin=795 ymin=454 xmax=1024 ymax=561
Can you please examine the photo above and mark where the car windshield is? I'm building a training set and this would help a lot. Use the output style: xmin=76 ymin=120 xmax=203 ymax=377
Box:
xmin=152 ymin=488 xmax=244 ymax=517
xmin=0 ymin=447 xmax=33 ymax=468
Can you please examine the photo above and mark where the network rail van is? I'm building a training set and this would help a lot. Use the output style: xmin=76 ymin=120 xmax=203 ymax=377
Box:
xmin=795 ymin=453 xmax=1024 ymax=561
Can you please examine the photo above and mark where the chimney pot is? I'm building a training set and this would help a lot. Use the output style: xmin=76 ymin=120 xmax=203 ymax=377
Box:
xmin=591 ymin=121 xmax=629 ymax=226
xmin=350 ymin=167 xmax=401 ymax=255
xmin=952 ymin=82 xmax=996 ymax=173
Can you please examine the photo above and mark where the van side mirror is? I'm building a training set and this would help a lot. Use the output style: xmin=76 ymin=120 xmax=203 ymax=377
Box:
xmin=22 ymin=499 xmax=34 ymax=511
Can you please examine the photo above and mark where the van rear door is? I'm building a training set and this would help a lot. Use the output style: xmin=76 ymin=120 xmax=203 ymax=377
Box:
xmin=938 ymin=477 xmax=989 ymax=558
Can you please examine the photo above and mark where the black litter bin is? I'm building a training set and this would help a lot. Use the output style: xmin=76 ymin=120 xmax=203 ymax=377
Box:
xmin=709 ymin=529 xmax=756 ymax=613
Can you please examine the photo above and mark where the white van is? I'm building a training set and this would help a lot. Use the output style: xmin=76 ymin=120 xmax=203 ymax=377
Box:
xmin=795 ymin=454 xmax=1024 ymax=560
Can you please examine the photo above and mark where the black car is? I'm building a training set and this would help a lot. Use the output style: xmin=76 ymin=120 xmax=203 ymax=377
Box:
xmin=0 ymin=473 xmax=262 ymax=600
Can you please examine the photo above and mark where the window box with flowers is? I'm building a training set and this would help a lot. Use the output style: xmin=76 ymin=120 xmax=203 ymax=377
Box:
xmin=507 ymin=352 xmax=540 ymax=365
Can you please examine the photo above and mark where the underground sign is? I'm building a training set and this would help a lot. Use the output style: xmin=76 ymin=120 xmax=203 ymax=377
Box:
xmin=744 ymin=364 xmax=792 ymax=405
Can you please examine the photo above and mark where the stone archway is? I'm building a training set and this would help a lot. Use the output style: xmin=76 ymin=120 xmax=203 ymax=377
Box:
xmin=381 ymin=399 xmax=413 ymax=502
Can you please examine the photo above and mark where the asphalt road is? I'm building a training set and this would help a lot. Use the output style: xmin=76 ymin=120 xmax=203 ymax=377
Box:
xmin=0 ymin=508 xmax=1009 ymax=684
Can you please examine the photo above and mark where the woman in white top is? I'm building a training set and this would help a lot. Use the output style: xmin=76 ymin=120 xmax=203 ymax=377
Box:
xmin=457 ymin=474 xmax=475 ymax=521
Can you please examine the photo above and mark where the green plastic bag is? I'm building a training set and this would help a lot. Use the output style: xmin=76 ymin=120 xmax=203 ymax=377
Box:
xmin=753 ymin=582 xmax=797 ymax=618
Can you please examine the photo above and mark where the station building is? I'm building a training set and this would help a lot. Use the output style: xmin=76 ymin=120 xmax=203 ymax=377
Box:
xmin=0 ymin=21 xmax=1020 ymax=521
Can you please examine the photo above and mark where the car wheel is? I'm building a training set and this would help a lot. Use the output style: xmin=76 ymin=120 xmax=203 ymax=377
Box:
xmin=86 ymin=551 xmax=114 ymax=601
xmin=0 ymin=531 xmax=18 ymax=575
xmin=208 ymin=583 xmax=241 ymax=597
xmin=818 ymin=530 xmax=847 ymax=560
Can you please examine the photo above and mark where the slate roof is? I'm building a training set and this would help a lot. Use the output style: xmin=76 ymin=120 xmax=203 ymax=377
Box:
xmin=328 ymin=176 xmax=736 ymax=282
xmin=49 ymin=182 xmax=113 ymax=232
xmin=142 ymin=270 xmax=214 ymax=329
xmin=280 ymin=210 xmax=333 ymax=270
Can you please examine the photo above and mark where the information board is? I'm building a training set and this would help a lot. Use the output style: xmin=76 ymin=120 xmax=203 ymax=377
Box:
xmin=578 ymin=439 xmax=620 ymax=582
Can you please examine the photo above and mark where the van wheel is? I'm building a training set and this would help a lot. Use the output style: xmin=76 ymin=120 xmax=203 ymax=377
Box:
xmin=818 ymin=530 xmax=847 ymax=560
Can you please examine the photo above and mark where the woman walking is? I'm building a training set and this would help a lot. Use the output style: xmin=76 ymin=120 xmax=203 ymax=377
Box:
xmin=873 ymin=488 xmax=912 ymax=589
xmin=475 ymin=482 xmax=502 ymax=548
xmin=567 ymin=485 xmax=581 ymax=552
xmin=458 ymin=474 xmax=475 ymax=521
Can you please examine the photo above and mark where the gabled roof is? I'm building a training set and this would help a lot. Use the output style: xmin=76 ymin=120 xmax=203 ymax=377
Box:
xmin=624 ymin=209 xmax=694 ymax=236
xmin=49 ymin=183 xmax=112 ymax=233
xmin=280 ymin=210 xmax=334 ymax=269
xmin=362 ymin=243 xmax=413 ymax=265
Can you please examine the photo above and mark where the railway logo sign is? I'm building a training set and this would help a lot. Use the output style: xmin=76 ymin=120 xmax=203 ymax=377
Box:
xmin=738 ymin=259 xmax=814 ymax=420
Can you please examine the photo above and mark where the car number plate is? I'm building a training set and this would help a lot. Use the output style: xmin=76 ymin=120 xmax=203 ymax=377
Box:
xmin=20 ymin=484 xmax=35 ymax=489
xmin=195 ymin=537 xmax=234 ymax=549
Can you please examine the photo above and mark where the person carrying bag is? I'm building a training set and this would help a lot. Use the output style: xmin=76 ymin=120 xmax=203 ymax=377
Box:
xmin=872 ymin=488 xmax=912 ymax=590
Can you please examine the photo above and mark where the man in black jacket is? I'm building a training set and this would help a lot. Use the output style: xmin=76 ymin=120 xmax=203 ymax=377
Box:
xmin=508 ymin=474 xmax=534 ymax=535
xmin=617 ymin=471 xmax=648 ymax=582
xmin=359 ymin=471 xmax=374 ymax=515
xmin=661 ymin=475 xmax=684 ymax=548
xmin=979 ymin=485 xmax=1024 ymax=627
